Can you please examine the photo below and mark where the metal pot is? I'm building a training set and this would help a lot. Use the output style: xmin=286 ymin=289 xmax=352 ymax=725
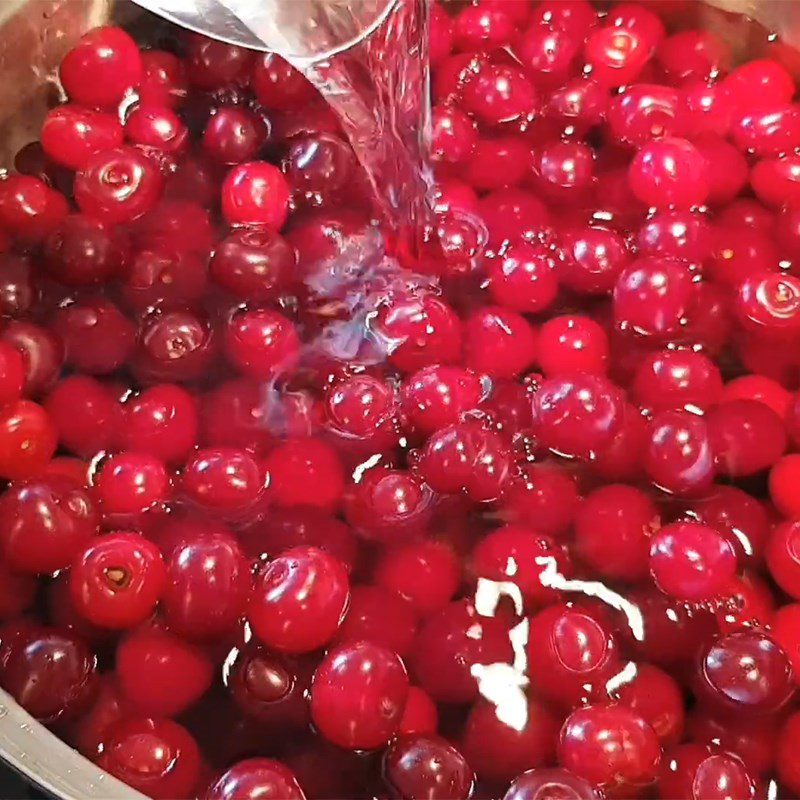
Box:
xmin=0 ymin=1 xmax=793 ymax=797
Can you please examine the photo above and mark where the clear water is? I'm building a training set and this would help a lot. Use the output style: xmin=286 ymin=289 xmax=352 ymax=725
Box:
xmin=298 ymin=0 xmax=433 ymax=238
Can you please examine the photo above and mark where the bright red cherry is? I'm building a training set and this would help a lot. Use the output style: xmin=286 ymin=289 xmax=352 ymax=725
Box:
xmin=649 ymin=521 xmax=737 ymax=602
xmin=376 ymin=295 xmax=463 ymax=373
xmin=614 ymin=257 xmax=693 ymax=336
xmin=95 ymin=452 xmax=170 ymax=515
xmin=0 ymin=175 xmax=68 ymax=243
xmin=537 ymin=315 xmax=609 ymax=376
xmin=463 ymin=306 xmax=537 ymax=379
xmin=205 ymin=759 xmax=306 ymax=800
xmin=532 ymin=374 xmax=624 ymax=458
xmin=411 ymin=600 xmax=514 ymax=703
xmin=248 ymin=546 xmax=349 ymax=654
xmin=120 ymin=384 xmax=198 ymax=464
xmin=224 ymin=307 xmax=300 ymax=380
xmin=645 ymin=409 xmax=715 ymax=496
xmin=487 ymin=243 xmax=559 ymax=314
xmin=44 ymin=376 xmax=120 ymax=458
xmin=375 ymin=540 xmax=460 ymax=615
xmin=472 ymin=524 xmax=571 ymax=608
xmin=558 ymin=704 xmax=661 ymax=794
xmin=461 ymin=696 xmax=560 ymax=783
xmin=41 ymin=105 xmax=124 ymax=169
xmin=163 ymin=532 xmax=249 ymax=640
xmin=182 ymin=447 xmax=264 ymax=513
xmin=74 ymin=146 xmax=163 ymax=223
xmin=575 ymin=484 xmax=658 ymax=583
xmin=417 ymin=421 xmax=512 ymax=502
xmin=116 ymin=627 xmax=213 ymax=717
xmin=343 ymin=468 xmax=434 ymax=543
xmin=221 ymin=161 xmax=291 ymax=229
xmin=97 ymin=717 xmax=200 ymax=800
xmin=69 ymin=533 xmax=165 ymax=630
xmin=693 ymin=630 xmax=795 ymax=716
xmin=611 ymin=663 xmax=685 ymax=746
xmin=0 ymin=478 xmax=97 ymax=574
xmin=0 ymin=400 xmax=57 ymax=481
xmin=59 ymin=27 xmax=143 ymax=108
xmin=527 ymin=604 xmax=622 ymax=708
xmin=658 ymin=743 xmax=755 ymax=800
xmin=311 ymin=640 xmax=409 ymax=750
xmin=707 ymin=399 xmax=787 ymax=477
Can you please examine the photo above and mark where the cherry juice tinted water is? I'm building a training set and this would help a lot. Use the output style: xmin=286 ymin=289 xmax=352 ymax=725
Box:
xmin=2 ymin=1 xmax=800 ymax=799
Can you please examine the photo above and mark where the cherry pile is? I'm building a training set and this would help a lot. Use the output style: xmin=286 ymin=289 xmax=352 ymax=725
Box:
xmin=5 ymin=1 xmax=800 ymax=798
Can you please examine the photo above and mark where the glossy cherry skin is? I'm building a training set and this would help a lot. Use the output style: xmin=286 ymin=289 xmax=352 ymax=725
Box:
xmin=502 ymin=768 xmax=598 ymax=800
xmin=657 ymin=743 xmax=756 ymax=800
xmin=41 ymin=105 xmax=124 ymax=170
xmin=59 ymin=26 xmax=142 ymax=108
xmin=51 ymin=296 xmax=135 ymax=376
xmin=402 ymin=365 xmax=483 ymax=435
xmin=203 ymin=107 xmax=267 ymax=165
xmin=377 ymin=295 xmax=463 ymax=373
xmin=205 ymin=759 xmax=306 ymax=800
xmin=532 ymin=374 xmax=624 ymax=458
xmin=375 ymin=540 xmax=460 ymax=615
xmin=182 ymin=447 xmax=264 ymax=513
xmin=226 ymin=645 xmax=312 ymax=730
xmin=645 ymin=410 xmax=715 ymax=496
xmin=0 ymin=477 xmax=98 ymax=574
xmin=96 ymin=452 xmax=170 ymax=515
xmin=69 ymin=533 xmax=166 ymax=630
xmin=463 ymin=305 xmax=536 ymax=379
xmin=248 ymin=546 xmax=349 ymax=654
xmin=311 ymin=640 xmax=408 ymax=750
xmin=611 ymin=663 xmax=685 ymax=747
xmin=500 ymin=463 xmax=580 ymax=538
xmin=558 ymin=704 xmax=662 ymax=795
xmin=0 ymin=175 xmax=68 ymax=243
xmin=74 ymin=146 xmax=164 ymax=224
xmin=574 ymin=484 xmax=658 ymax=583
xmin=120 ymin=384 xmax=198 ymax=464
xmin=210 ymin=228 xmax=295 ymax=301
xmin=264 ymin=437 xmax=345 ymax=512
xmin=97 ymin=717 xmax=201 ymax=800
xmin=162 ymin=532 xmax=249 ymax=640
xmin=632 ymin=350 xmax=723 ymax=413
xmin=614 ymin=257 xmax=693 ymax=336
xmin=45 ymin=375 xmax=120 ymax=458
xmin=537 ymin=315 xmax=609 ymax=377
xmin=221 ymin=161 xmax=291 ymax=229
xmin=487 ymin=243 xmax=559 ymax=314
xmin=693 ymin=630 xmax=795 ymax=717
xmin=0 ymin=625 xmax=98 ymax=724
xmin=334 ymin=585 xmax=417 ymax=657
xmin=526 ymin=603 xmax=622 ymax=708
xmin=116 ymin=627 xmax=213 ymax=718
xmin=411 ymin=600 xmax=514 ymax=703
xmin=224 ymin=307 xmax=300 ymax=380
xmin=418 ymin=421 xmax=511 ymax=502
xmin=139 ymin=50 xmax=187 ymax=107
xmin=649 ymin=521 xmax=737 ymax=602
xmin=472 ymin=524 xmax=571 ymax=608
xmin=383 ymin=735 xmax=475 ymax=800
xmin=690 ymin=486 xmax=770 ymax=566
xmin=461 ymin=696 xmax=560 ymax=783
